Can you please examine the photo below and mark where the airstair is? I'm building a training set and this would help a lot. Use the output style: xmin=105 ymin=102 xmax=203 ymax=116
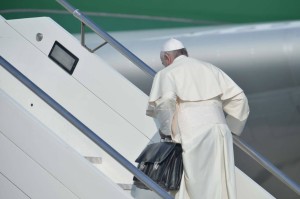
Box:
xmin=0 ymin=0 xmax=299 ymax=198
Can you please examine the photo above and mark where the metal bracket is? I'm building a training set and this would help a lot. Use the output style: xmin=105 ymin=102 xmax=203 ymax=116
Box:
xmin=80 ymin=22 xmax=108 ymax=53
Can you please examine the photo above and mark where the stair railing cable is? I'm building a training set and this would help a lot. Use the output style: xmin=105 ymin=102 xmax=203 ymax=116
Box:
xmin=0 ymin=56 xmax=173 ymax=199
xmin=56 ymin=0 xmax=300 ymax=196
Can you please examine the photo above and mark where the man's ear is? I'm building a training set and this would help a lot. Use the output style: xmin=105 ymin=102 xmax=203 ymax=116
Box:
xmin=165 ymin=54 xmax=172 ymax=65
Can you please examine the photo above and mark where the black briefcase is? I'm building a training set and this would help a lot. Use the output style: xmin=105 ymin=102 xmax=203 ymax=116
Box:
xmin=133 ymin=142 xmax=183 ymax=191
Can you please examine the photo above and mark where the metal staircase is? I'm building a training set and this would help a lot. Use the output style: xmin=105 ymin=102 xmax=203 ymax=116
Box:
xmin=0 ymin=0 xmax=299 ymax=198
xmin=55 ymin=0 xmax=300 ymax=196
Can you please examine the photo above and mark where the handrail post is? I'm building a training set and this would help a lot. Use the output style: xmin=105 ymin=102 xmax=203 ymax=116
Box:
xmin=80 ymin=22 xmax=85 ymax=46
xmin=56 ymin=0 xmax=156 ymax=78
xmin=0 ymin=56 xmax=173 ymax=199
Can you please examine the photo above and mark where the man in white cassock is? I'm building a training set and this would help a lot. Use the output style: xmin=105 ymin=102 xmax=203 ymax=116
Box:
xmin=146 ymin=38 xmax=250 ymax=199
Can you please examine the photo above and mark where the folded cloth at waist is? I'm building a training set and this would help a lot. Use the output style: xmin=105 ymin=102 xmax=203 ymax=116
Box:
xmin=178 ymin=99 xmax=227 ymax=127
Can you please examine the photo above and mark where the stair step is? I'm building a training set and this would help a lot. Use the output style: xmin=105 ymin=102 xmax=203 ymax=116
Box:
xmin=84 ymin=156 xmax=102 ymax=164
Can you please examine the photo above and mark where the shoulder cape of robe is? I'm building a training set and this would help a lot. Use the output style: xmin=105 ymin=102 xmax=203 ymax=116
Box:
xmin=149 ymin=56 xmax=243 ymax=102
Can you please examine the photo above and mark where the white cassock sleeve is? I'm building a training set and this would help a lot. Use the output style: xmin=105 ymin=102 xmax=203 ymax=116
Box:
xmin=146 ymin=92 xmax=176 ymax=137
xmin=223 ymin=92 xmax=250 ymax=136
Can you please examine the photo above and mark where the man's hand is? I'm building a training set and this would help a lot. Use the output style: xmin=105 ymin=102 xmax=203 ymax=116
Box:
xmin=159 ymin=130 xmax=172 ymax=140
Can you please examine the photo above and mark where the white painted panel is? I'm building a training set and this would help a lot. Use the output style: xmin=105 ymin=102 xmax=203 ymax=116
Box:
xmin=0 ymin=90 xmax=132 ymax=199
xmin=0 ymin=173 xmax=30 ymax=199
xmin=0 ymin=131 xmax=79 ymax=199
xmin=236 ymin=168 xmax=275 ymax=199
xmin=0 ymin=66 xmax=139 ymax=183
xmin=0 ymin=17 xmax=158 ymax=184
xmin=7 ymin=17 xmax=157 ymax=139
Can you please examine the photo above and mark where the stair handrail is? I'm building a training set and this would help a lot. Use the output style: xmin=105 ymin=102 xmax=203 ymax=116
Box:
xmin=233 ymin=135 xmax=300 ymax=195
xmin=56 ymin=0 xmax=156 ymax=78
xmin=56 ymin=0 xmax=300 ymax=196
xmin=0 ymin=56 xmax=173 ymax=199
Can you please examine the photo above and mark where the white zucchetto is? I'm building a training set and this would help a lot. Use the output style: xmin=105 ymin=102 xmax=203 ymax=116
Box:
xmin=162 ymin=38 xmax=185 ymax=51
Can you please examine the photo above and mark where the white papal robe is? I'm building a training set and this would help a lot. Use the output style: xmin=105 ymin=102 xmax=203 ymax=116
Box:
xmin=147 ymin=55 xmax=249 ymax=199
